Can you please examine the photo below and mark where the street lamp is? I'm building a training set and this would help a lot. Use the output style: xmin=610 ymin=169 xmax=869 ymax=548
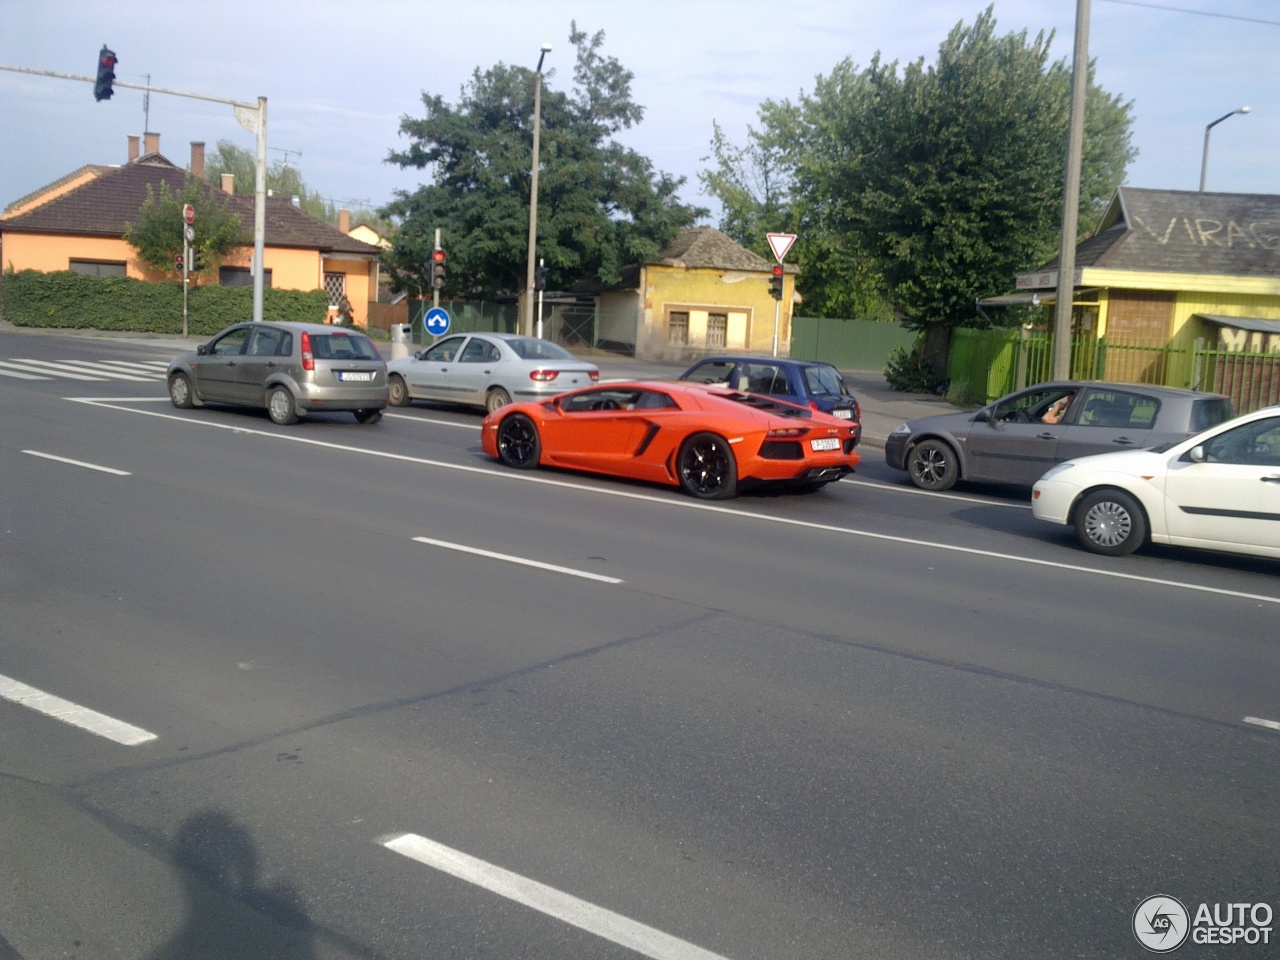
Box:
xmin=1199 ymin=106 xmax=1250 ymax=192
xmin=524 ymin=43 xmax=552 ymax=337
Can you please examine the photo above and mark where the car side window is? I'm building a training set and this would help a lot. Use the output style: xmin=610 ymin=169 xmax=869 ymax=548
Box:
xmin=210 ymin=328 xmax=250 ymax=356
xmin=459 ymin=338 xmax=500 ymax=363
xmin=685 ymin=361 xmax=735 ymax=386
xmin=741 ymin=363 xmax=789 ymax=395
xmin=277 ymin=332 xmax=293 ymax=357
xmin=992 ymin=388 xmax=1064 ymax=423
xmin=1077 ymin=390 xmax=1158 ymax=429
xmin=247 ymin=327 xmax=285 ymax=356
xmin=560 ymin=388 xmax=640 ymax=413
xmin=423 ymin=337 xmax=465 ymax=363
xmin=1202 ymin=417 xmax=1280 ymax=465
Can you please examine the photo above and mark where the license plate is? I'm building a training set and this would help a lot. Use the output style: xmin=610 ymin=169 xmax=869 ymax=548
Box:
xmin=810 ymin=437 xmax=841 ymax=451
xmin=833 ymin=408 xmax=852 ymax=419
xmin=338 ymin=371 xmax=373 ymax=382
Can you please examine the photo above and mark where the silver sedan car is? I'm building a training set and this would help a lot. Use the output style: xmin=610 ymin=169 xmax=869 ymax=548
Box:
xmin=167 ymin=321 xmax=388 ymax=425
xmin=386 ymin=332 xmax=599 ymax=413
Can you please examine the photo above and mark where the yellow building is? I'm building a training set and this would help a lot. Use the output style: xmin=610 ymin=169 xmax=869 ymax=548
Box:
xmin=0 ymin=134 xmax=382 ymax=325
xmin=595 ymin=227 xmax=797 ymax=361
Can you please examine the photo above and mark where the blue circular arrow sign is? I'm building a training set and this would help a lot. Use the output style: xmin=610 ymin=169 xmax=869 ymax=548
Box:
xmin=424 ymin=306 xmax=451 ymax=337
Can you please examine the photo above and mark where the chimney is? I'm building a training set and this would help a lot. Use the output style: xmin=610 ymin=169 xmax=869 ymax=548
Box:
xmin=190 ymin=141 xmax=205 ymax=180
xmin=338 ymin=209 xmax=351 ymax=234
xmin=143 ymin=131 xmax=159 ymax=155
xmin=221 ymin=173 xmax=235 ymax=195
xmin=127 ymin=135 xmax=140 ymax=162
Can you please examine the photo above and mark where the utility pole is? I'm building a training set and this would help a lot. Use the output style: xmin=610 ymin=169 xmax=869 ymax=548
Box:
xmin=1051 ymin=0 xmax=1090 ymax=381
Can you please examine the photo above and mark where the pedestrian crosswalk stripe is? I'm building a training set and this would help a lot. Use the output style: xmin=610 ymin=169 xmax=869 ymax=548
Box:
xmin=24 ymin=359 xmax=155 ymax=381
xmin=0 ymin=358 xmax=169 ymax=382
xmin=0 ymin=362 xmax=53 ymax=380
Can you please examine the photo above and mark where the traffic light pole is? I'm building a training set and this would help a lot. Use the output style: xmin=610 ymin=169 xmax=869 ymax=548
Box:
xmin=0 ymin=62 xmax=268 ymax=324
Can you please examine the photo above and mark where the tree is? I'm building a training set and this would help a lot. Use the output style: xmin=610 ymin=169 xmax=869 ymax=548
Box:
xmin=122 ymin=177 xmax=243 ymax=279
xmin=700 ymin=6 xmax=1136 ymax=382
xmin=381 ymin=22 xmax=706 ymax=299
xmin=203 ymin=140 xmax=342 ymax=223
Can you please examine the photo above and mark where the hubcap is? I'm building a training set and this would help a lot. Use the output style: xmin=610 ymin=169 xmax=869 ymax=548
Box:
xmin=1083 ymin=501 xmax=1131 ymax=547
xmin=170 ymin=377 xmax=187 ymax=404
xmin=270 ymin=390 xmax=291 ymax=420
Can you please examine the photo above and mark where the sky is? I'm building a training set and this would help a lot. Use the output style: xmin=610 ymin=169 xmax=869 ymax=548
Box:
xmin=1 ymin=0 xmax=1277 ymax=232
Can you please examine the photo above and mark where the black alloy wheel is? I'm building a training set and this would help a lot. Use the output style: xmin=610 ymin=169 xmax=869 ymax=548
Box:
xmin=677 ymin=432 xmax=737 ymax=500
xmin=497 ymin=414 xmax=541 ymax=469
xmin=907 ymin=438 xmax=959 ymax=491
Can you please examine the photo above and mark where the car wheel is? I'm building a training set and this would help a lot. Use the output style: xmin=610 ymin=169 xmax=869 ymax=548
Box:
xmin=354 ymin=409 xmax=382 ymax=424
xmin=486 ymin=387 xmax=512 ymax=414
xmin=677 ymin=432 xmax=737 ymax=500
xmin=907 ymin=438 xmax=959 ymax=491
xmin=496 ymin=413 xmax=540 ymax=469
xmin=388 ymin=374 xmax=411 ymax=407
xmin=168 ymin=372 xmax=194 ymax=409
xmin=267 ymin=385 xmax=299 ymax=425
xmin=1074 ymin=488 xmax=1147 ymax=556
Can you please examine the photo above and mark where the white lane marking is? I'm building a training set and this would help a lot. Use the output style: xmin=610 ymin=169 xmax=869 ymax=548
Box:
xmin=842 ymin=477 xmax=1030 ymax=510
xmin=381 ymin=833 xmax=732 ymax=960
xmin=69 ymin=397 xmax=1280 ymax=606
xmin=94 ymin=359 xmax=171 ymax=374
xmin=22 ymin=449 xmax=131 ymax=476
xmin=6 ymin=360 xmax=107 ymax=381
xmin=1244 ymin=716 xmax=1280 ymax=732
xmin=412 ymin=536 xmax=622 ymax=583
xmin=0 ymin=362 xmax=53 ymax=380
xmin=33 ymin=360 xmax=155 ymax=381
xmin=384 ymin=412 xmax=478 ymax=430
xmin=0 ymin=673 xmax=157 ymax=745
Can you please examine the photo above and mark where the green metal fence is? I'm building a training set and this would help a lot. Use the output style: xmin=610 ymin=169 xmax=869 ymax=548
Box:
xmin=791 ymin=316 xmax=918 ymax=371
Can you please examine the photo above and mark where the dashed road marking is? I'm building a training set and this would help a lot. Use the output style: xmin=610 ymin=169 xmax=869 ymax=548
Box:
xmin=0 ymin=673 xmax=157 ymax=745
xmin=412 ymin=536 xmax=622 ymax=583
xmin=22 ymin=450 xmax=131 ymax=476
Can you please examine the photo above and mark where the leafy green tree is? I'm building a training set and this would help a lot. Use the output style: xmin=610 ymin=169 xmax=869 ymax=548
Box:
xmin=122 ymin=178 xmax=242 ymax=279
xmin=700 ymin=6 xmax=1136 ymax=380
xmin=382 ymin=22 xmax=707 ymax=298
xmin=203 ymin=140 xmax=342 ymax=223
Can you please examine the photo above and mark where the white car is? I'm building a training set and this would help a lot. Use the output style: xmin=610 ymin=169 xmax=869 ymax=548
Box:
xmin=1032 ymin=405 xmax=1280 ymax=558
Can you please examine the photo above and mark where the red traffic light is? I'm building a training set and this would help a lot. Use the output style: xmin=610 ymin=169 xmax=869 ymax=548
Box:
xmin=771 ymin=264 xmax=784 ymax=277
xmin=432 ymin=249 xmax=446 ymax=263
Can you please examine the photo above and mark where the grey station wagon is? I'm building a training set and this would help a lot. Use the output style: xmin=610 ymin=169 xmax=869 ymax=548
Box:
xmin=884 ymin=380 xmax=1234 ymax=491
xmin=167 ymin=321 xmax=388 ymax=425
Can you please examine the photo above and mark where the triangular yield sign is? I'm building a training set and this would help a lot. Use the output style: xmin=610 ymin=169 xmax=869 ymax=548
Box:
xmin=766 ymin=232 xmax=797 ymax=262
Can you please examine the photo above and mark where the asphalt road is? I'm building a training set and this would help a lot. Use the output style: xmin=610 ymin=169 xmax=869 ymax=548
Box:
xmin=1 ymin=330 xmax=1277 ymax=960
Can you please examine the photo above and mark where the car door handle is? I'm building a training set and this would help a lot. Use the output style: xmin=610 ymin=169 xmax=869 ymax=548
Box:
xmin=1112 ymin=436 xmax=1136 ymax=446
xmin=1262 ymin=476 xmax=1280 ymax=484
xmin=1036 ymin=432 xmax=1056 ymax=440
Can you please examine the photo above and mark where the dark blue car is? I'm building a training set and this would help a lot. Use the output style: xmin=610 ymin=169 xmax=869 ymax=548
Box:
xmin=678 ymin=355 xmax=861 ymax=445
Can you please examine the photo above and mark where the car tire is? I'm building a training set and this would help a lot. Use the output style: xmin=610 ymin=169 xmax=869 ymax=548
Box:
xmin=907 ymin=438 xmax=959 ymax=491
xmin=388 ymin=374 xmax=411 ymax=407
xmin=267 ymin=385 xmax=299 ymax=425
xmin=1074 ymin=488 xmax=1147 ymax=556
xmin=354 ymin=409 xmax=382 ymax=424
xmin=168 ymin=372 xmax=195 ymax=409
xmin=677 ymin=432 xmax=737 ymax=500
xmin=496 ymin=413 xmax=540 ymax=469
xmin=486 ymin=387 xmax=512 ymax=414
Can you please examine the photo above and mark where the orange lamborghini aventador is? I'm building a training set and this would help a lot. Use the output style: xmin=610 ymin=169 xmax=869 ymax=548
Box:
xmin=480 ymin=380 xmax=860 ymax=499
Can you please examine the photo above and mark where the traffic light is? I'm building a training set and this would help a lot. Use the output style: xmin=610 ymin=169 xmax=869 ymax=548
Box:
xmin=431 ymin=248 xmax=446 ymax=290
xmin=175 ymin=255 xmax=184 ymax=273
xmin=93 ymin=46 xmax=117 ymax=102
xmin=189 ymin=247 xmax=204 ymax=273
xmin=768 ymin=264 xmax=784 ymax=300
xmin=535 ymin=260 xmax=549 ymax=291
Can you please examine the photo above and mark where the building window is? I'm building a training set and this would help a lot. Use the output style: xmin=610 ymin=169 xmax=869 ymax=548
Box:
xmin=219 ymin=266 xmax=272 ymax=287
xmin=69 ymin=260 xmax=126 ymax=277
xmin=707 ymin=313 xmax=727 ymax=348
xmin=668 ymin=311 xmax=688 ymax=345
xmin=324 ymin=272 xmax=346 ymax=307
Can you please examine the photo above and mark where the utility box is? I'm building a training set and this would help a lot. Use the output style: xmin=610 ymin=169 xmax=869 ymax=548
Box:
xmin=389 ymin=324 xmax=412 ymax=360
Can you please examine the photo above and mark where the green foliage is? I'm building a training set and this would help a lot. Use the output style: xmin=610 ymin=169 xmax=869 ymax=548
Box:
xmin=699 ymin=5 xmax=1135 ymax=342
xmin=884 ymin=339 xmax=948 ymax=394
xmin=203 ymin=140 xmax=354 ymax=223
xmin=0 ymin=269 xmax=328 ymax=335
xmin=381 ymin=22 xmax=707 ymax=298
xmin=122 ymin=178 xmax=244 ymax=279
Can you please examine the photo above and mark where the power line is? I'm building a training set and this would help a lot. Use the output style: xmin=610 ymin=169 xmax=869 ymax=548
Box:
xmin=1098 ymin=0 xmax=1280 ymax=26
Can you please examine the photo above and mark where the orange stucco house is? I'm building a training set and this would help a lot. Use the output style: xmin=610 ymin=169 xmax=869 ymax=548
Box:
xmin=0 ymin=134 xmax=382 ymax=325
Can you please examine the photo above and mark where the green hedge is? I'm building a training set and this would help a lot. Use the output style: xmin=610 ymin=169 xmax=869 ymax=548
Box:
xmin=0 ymin=269 xmax=330 ymax=336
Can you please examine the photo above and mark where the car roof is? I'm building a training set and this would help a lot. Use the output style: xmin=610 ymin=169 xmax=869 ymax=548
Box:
xmin=230 ymin=321 xmax=370 ymax=334
xmin=1019 ymin=380 xmax=1228 ymax=401
xmin=689 ymin=355 xmax=836 ymax=371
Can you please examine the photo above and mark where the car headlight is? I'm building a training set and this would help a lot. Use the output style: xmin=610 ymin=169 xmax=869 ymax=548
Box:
xmin=890 ymin=423 xmax=910 ymax=435
xmin=1038 ymin=462 xmax=1075 ymax=482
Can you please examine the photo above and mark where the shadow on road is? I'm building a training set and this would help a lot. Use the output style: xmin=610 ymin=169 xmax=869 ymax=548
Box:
xmin=145 ymin=809 xmax=317 ymax=960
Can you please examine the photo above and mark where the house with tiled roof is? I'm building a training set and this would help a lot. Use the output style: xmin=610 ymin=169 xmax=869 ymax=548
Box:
xmin=589 ymin=226 xmax=797 ymax=361
xmin=1012 ymin=187 xmax=1280 ymax=354
xmin=0 ymin=134 xmax=383 ymax=326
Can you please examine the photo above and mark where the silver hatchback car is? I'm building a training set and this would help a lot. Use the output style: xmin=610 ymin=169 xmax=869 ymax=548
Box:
xmin=167 ymin=321 xmax=389 ymax=424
